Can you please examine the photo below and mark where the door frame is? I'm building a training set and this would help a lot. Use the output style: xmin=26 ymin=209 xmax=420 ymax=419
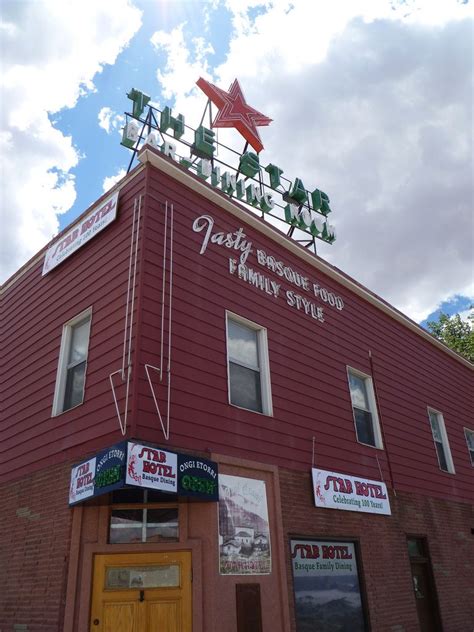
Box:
xmin=62 ymin=503 xmax=204 ymax=632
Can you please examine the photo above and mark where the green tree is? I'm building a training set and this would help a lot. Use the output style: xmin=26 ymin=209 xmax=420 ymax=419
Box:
xmin=427 ymin=308 xmax=474 ymax=362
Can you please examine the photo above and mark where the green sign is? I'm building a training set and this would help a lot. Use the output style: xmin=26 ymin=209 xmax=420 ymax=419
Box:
xmin=121 ymin=88 xmax=336 ymax=246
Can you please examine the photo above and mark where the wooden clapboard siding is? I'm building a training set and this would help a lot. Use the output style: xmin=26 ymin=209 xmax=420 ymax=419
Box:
xmin=0 ymin=169 xmax=146 ymax=480
xmin=134 ymin=162 xmax=473 ymax=503
xmin=1 ymin=155 xmax=472 ymax=506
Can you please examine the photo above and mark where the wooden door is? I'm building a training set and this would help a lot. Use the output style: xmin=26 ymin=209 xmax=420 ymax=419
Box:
xmin=407 ymin=538 xmax=441 ymax=632
xmin=90 ymin=552 xmax=192 ymax=632
xmin=410 ymin=561 xmax=440 ymax=632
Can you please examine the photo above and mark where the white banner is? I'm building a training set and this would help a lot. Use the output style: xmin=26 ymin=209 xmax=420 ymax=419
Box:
xmin=69 ymin=457 xmax=96 ymax=505
xmin=126 ymin=442 xmax=177 ymax=494
xmin=312 ymin=467 xmax=391 ymax=516
xmin=42 ymin=191 xmax=119 ymax=275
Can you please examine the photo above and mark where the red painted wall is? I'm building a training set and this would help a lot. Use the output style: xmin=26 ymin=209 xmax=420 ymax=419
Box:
xmin=134 ymin=163 xmax=473 ymax=504
xmin=2 ymin=158 xmax=472 ymax=506
xmin=1 ymin=169 xmax=146 ymax=481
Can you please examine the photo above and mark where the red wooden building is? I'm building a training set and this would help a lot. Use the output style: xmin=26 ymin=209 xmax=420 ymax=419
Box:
xmin=1 ymin=144 xmax=473 ymax=632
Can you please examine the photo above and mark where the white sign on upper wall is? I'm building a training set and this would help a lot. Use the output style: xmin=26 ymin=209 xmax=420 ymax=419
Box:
xmin=42 ymin=191 xmax=119 ymax=276
xmin=312 ymin=467 xmax=391 ymax=516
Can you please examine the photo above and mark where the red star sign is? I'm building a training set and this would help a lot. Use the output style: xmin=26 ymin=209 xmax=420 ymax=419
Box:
xmin=196 ymin=77 xmax=272 ymax=153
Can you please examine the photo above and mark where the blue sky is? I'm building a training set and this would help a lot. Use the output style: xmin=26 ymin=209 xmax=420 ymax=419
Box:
xmin=1 ymin=0 xmax=472 ymax=327
xmin=419 ymin=295 xmax=472 ymax=328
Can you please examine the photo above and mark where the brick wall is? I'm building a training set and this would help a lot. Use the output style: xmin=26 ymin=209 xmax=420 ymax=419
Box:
xmin=0 ymin=462 xmax=72 ymax=632
xmin=280 ymin=468 xmax=474 ymax=632
xmin=1 ymin=461 xmax=472 ymax=631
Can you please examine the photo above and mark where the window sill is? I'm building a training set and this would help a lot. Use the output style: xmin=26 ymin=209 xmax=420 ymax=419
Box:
xmin=355 ymin=437 xmax=384 ymax=450
xmin=229 ymin=401 xmax=273 ymax=417
xmin=51 ymin=400 xmax=85 ymax=417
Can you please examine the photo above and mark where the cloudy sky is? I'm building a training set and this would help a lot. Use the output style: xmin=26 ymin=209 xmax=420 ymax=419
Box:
xmin=1 ymin=0 xmax=472 ymax=325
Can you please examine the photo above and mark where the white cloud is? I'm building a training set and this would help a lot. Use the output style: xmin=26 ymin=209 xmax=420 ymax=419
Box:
xmin=103 ymin=168 xmax=126 ymax=193
xmin=149 ymin=0 xmax=473 ymax=322
xmin=257 ymin=15 xmax=474 ymax=323
xmin=458 ymin=307 xmax=474 ymax=324
xmin=98 ymin=107 xmax=125 ymax=134
xmin=151 ymin=23 xmax=214 ymax=102
xmin=149 ymin=23 xmax=220 ymax=150
xmin=1 ymin=0 xmax=142 ymax=283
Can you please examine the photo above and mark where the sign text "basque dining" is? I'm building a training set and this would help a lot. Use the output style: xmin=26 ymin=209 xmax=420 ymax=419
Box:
xmin=69 ymin=441 xmax=219 ymax=505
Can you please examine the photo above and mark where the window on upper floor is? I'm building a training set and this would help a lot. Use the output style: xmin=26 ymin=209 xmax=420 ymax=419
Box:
xmin=427 ymin=409 xmax=455 ymax=473
xmin=347 ymin=367 xmax=383 ymax=448
xmin=226 ymin=312 xmax=272 ymax=415
xmin=464 ymin=428 xmax=474 ymax=466
xmin=52 ymin=308 xmax=92 ymax=415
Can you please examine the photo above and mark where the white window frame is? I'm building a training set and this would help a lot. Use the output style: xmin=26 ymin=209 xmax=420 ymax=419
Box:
xmin=346 ymin=366 xmax=383 ymax=449
xmin=427 ymin=408 xmax=455 ymax=474
xmin=225 ymin=311 xmax=273 ymax=416
xmin=463 ymin=427 xmax=474 ymax=467
xmin=52 ymin=307 xmax=92 ymax=416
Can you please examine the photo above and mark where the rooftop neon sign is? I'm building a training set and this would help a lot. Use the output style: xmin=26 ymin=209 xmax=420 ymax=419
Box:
xmin=121 ymin=80 xmax=336 ymax=248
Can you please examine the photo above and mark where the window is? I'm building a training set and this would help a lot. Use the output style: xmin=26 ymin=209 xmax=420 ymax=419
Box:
xmin=464 ymin=428 xmax=474 ymax=466
xmin=291 ymin=539 xmax=368 ymax=632
xmin=347 ymin=367 xmax=383 ymax=448
xmin=109 ymin=489 xmax=179 ymax=544
xmin=226 ymin=312 xmax=272 ymax=415
xmin=109 ymin=507 xmax=179 ymax=543
xmin=52 ymin=308 xmax=92 ymax=415
xmin=427 ymin=409 xmax=455 ymax=473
